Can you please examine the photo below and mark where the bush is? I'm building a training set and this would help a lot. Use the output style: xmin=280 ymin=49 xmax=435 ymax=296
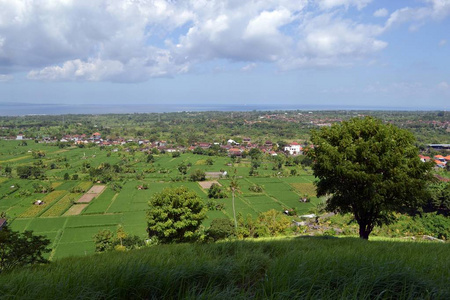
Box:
xmin=208 ymin=183 xmax=226 ymax=199
xmin=207 ymin=218 xmax=235 ymax=241
xmin=189 ymin=169 xmax=206 ymax=182
xmin=248 ymin=184 xmax=264 ymax=193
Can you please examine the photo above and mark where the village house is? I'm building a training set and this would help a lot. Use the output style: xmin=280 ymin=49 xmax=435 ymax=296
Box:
xmin=198 ymin=142 xmax=211 ymax=149
xmin=92 ymin=132 xmax=101 ymax=140
xmin=228 ymin=148 xmax=243 ymax=156
xmin=284 ymin=142 xmax=303 ymax=155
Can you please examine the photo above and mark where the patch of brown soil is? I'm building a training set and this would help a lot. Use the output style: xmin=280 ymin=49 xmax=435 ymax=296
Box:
xmin=64 ymin=204 xmax=88 ymax=216
xmin=87 ymin=185 xmax=106 ymax=194
xmin=198 ymin=180 xmax=221 ymax=189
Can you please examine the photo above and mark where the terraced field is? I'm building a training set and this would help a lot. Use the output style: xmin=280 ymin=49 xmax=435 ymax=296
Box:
xmin=0 ymin=140 xmax=320 ymax=259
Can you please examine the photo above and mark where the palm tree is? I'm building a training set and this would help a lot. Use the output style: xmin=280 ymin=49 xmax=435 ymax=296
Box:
xmin=230 ymin=175 xmax=239 ymax=229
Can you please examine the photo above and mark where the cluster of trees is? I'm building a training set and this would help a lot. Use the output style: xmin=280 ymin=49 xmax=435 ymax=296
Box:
xmin=16 ymin=166 xmax=44 ymax=179
xmin=93 ymin=226 xmax=145 ymax=252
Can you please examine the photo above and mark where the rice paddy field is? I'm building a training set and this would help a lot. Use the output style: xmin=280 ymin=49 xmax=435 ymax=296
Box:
xmin=0 ymin=140 xmax=321 ymax=259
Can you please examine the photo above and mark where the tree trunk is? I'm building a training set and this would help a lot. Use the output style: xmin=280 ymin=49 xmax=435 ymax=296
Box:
xmin=232 ymin=189 xmax=237 ymax=229
xmin=358 ymin=222 xmax=372 ymax=240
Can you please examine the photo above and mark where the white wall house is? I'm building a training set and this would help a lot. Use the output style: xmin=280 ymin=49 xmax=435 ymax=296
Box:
xmin=284 ymin=142 xmax=302 ymax=155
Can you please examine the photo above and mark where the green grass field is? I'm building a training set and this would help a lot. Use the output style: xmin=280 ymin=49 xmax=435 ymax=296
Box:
xmin=0 ymin=237 xmax=448 ymax=299
xmin=1 ymin=140 xmax=325 ymax=258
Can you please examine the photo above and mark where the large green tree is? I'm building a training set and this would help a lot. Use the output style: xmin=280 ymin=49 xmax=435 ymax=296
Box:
xmin=147 ymin=186 xmax=207 ymax=243
xmin=308 ymin=117 xmax=433 ymax=239
xmin=0 ymin=222 xmax=50 ymax=273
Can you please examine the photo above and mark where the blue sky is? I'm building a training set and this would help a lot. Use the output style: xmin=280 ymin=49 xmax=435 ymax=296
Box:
xmin=0 ymin=0 xmax=449 ymax=110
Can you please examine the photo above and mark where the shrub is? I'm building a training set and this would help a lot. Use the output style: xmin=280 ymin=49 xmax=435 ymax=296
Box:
xmin=189 ymin=169 xmax=206 ymax=182
xmin=207 ymin=218 xmax=235 ymax=241
xmin=248 ymin=184 xmax=264 ymax=193
xmin=208 ymin=183 xmax=226 ymax=199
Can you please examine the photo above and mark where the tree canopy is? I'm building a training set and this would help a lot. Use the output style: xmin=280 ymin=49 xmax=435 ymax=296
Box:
xmin=147 ymin=186 xmax=207 ymax=243
xmin=308 ymin=117 xmax=433 ymax=239
xmin=0 ymin=222 xmax=50 ymax=273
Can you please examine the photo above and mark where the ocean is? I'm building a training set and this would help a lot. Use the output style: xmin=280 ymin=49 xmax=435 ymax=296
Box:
xmin=0 ymin=103 xmax=442 ymax=116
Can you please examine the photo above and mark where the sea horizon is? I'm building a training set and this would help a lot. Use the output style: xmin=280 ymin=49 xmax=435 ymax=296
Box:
xmin=0 ymin=102 xmax=446 ymax=116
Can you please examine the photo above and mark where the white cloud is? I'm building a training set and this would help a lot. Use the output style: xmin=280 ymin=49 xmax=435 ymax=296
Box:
xmin=385 ymin=0 xmax=450 ymax=29
xmin=439 ymin=39 xmax=447 ymax=46
xmin=27 ymin=59 xmax=124 ymax=81
xmin=282 ymin=14 xmax=386 ymax=69
xmin=0 ymin=0 xmax=448 ymax=82
xmin=373 ymin=8 xmax=388 ymax=18
xmin=241 ymin=63 xmax=257 ymax=72
xmin=0 ymin=74 xmax=13 ymax=82
xmin=437 ymin=81 xmax=449 ymax=90
xmin=317 ymin=0 xmax=372 ymax=10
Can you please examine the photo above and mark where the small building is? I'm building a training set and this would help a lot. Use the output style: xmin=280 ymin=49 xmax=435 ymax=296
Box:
xmin=434 ymin=155 xmax=446 ymax=162
xmin=284 ymin=142 xmax=303 ymax=155
xmin=228 ymin=148 xmax=242 ymax=156
xmin=227 ymin=139 xmax=239 ymax=145
xmin=428 ymin=144 xmax=450 ymax=150
xmin=16 ymin=134 xmax=23 ymax=140
xmin=419 ymin=155 xmax=431 ymax=162
xmin=92 ymin=132 xmax=101 ymax=140
xmin=434 ymin=160 xmax=446 ymax=168
xmin=198 ymin=142 xmax=211 ymax=149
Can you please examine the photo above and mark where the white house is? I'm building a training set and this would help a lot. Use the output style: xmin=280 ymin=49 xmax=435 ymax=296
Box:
xmin=284 ymin=142 xmax=302 ymax=155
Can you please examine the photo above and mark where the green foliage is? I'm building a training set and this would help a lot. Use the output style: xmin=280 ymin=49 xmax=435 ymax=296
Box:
xmin=0 ymin=238 xmax=449 ymax=299
xmin=31 ymin=150 xmax=46 ymax=159
xmin=110 ymin=182 xmax=122 ymax=192
xmin=0 ymin=224 xmax=50 ymax=273
xmin=146 ymin=154 xmax=155 ymax=163
xmin=426 ymin=182 xmax=450 ymax=214
xmin=248 ymin=184 xmax=264 ymax=193
xmin=93 ymin=229 xmax=115 ymax=252
xmin=308 ymin=117 xmax=434 ymax=239
xmin=206 ymin=218 xmax=235 ymax=241
xmin=32 ymin=182 xmax=54 ymax=193
xmin=189 ymin=169 xmax=206 ymax=181
xmin=237 ymin=210 xmax=291 ymax=238
xmin=207 ymin=183 xmax=226 ymax=199
xmin=17 ymin=166 xmax=43 ymax=179
xmin=93 ymin=227 xmax=145 ymax=253
xmin=177 ymin=162 xmax=188 ymax=175
xmin=147 ymin=186 xmax=207 ymax=243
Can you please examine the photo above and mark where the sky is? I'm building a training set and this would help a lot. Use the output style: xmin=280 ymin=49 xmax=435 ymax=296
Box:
xmin=0 ymin=0 xmax=449 ymax=111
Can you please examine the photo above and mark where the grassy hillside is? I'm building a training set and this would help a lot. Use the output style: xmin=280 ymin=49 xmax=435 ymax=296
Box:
xmin=0 ymin=237 xmax=448 ymax=299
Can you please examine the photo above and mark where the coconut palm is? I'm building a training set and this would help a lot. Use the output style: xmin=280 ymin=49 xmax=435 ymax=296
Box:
xmin=229 ymin=174 xmax=239 ymax=229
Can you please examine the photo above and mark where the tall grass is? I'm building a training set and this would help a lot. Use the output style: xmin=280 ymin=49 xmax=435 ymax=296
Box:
xmin=0 ymin=237 xmax=448 ymax=299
